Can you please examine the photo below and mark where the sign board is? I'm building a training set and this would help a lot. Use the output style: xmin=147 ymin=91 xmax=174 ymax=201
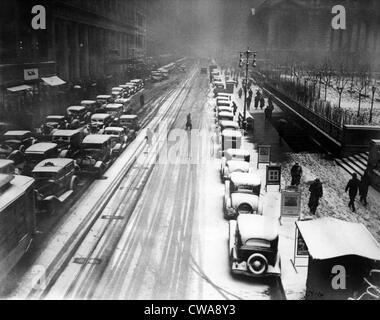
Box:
xmin=266 ymin=164 xmax=281 ymax=191
xmin=257 ymin=145 xmax=271 ymax=168
xmin=24 ymin=68 xmax=39 ymax=81
xmin=281 ymin=186 xmax=301 ymax=217
xmin=296 ymin=228 xmax=309 ymax=256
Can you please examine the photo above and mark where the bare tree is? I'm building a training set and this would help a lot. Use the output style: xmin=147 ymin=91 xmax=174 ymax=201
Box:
xmin=319 ymin=61 xmax=334 ymax=101
xmin=354 ymin=65 xmax=371 ymax=117
xmin=332 ymin=64 xmax=351 ymax=109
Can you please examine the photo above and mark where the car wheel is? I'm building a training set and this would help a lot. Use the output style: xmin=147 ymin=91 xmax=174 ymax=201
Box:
xmin=247 ymin=253 xmax=268 ymax=275
xmin=70 ymin=176 xmax=79 ymax=191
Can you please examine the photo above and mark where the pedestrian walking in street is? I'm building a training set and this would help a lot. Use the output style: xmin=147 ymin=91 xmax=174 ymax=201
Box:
xmin=186 ymin=113 xmax=192 ymax=131
xmin=268 ymin=94 xmax=274 ymax=110
xmin=345 ymin=173 xmax=360 ymax=212
xmin=254 ymin=94 xmax=260 ymax=110
xmin=232 ymin=102 xmax=238 ymax=116
xmin=140 ymin=94 xmax=145 ymax=108
xmin=248 ymin=88 xmax=253 ymax=99
xmin=238 ymin=88 xmax=243 ymax=99
xmin=359 ymin=170 xmax=371 ymax=206
xmin=308 ymin=178 xmax=323 ymax=215
xmin=290 ymin=163 xmax=303 ymax=186
xmin=260 ymin=96 xmax=265 ymax=110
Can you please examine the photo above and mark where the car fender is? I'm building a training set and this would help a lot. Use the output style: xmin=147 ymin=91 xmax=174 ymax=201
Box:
xmin=94 ymin=161 xmax=104 ymax=169
xmin=229 ymin=220 xmax=237 ymax=255
xmin=224 ymin=180 xmax=231 ymax=208
xmin=58 ymin=150 xmax=69 ymax=158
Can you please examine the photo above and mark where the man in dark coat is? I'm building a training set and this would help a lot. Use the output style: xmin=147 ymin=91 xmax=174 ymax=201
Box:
xmin=254 ymin=94 xmax=260 ymax=110
xmin=238 ymin=88 xmax=243 ymax=99
xmin=232 ymin=102 xmax=238 ymax=116
xmin=345 ymin=173 xmax=360 ymax=212
xmin=260 ymin=96 xmax=265 ymax=110
xmin=359 ymin=170 xmax=371 ymax=206
xmin=308 ymin=178 xmax=323 ymax=215
xmin=140 ymin=94 xmax=145 ymax=108
xmin=246 ymin=96 xmax=252 ymax=110
xmin=290 ymin=163 xmax=303 ymax=186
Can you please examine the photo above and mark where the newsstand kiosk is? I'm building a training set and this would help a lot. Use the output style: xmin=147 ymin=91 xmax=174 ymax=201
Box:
xmin=295 ymin=217 xmax=380 ymax=300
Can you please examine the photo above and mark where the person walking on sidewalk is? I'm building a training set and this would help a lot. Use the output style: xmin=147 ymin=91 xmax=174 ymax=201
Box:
xmin=254 ymin=93 xmax=260 ymax=110
xmin=246 ymin=96 xmax=252 ymax=110
xmin=290 ymin=163 xmax=303 ymax=186
xmin=308 ymin=178 xmax=323 ymax=215
xmin=232 ymin=102 xmax=238 ymax=116
xmin=186 ymin=113 xmax=192 ymax=131
xmin=260 ymin=96 xmax=265 ymax=110
xmin=238 ymin=88 xmax=243 ymax=99
xmin=359 ymin=170 xmax=371 ymax=206
xmin=345 ymin=173 xmax=360 ymax=212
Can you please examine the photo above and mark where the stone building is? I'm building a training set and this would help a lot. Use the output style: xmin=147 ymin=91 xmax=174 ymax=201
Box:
xmin=249 ymin=0 xmax=380 ymax=71
xmin=0 ymin=0 xmax=147 ymax=124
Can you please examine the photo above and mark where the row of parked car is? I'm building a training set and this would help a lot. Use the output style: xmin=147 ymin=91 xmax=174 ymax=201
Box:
xmin=0 ymin=79 xmax=145 ymax=214
xmin=212 ymin=83 xmax=281 ymax=279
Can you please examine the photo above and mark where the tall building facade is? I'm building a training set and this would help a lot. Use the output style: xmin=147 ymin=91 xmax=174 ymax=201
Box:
xmin=0 ymin=0 xmax=147 ymax=119
xmin=249 ymin=0 xmax=380 ymax=71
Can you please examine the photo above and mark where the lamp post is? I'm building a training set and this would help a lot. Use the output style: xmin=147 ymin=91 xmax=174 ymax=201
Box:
xmin=239 ymin=47 xmax=257 ymax=130
xmin=370 ymin=85 xmax=377 ymax=123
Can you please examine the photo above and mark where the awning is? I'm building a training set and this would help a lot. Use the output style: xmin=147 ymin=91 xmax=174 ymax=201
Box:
xmin=41 ymin=76 xmax=66 ymax=87
xmin=7 ymin=85 xmax=32 ymax=92
xmin=296 ymin=217 xmax=380 ymax=261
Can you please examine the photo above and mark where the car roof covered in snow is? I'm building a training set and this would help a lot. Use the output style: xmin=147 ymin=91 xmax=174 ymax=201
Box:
xmin=46 ymin=115 xmax=65 ymax=120
xmin=120 ymin=115 xmax=138 ymax=120
xmin=218 ymin=106 xmax=233 ymax=112
xmin=26 ymin=143 xmax=57 ymax=154
xmin=296 ymin=217 xmax=380 ymax=260
xmin=0 ymin=159 xmax=15 ymax=169
xmin=104 ymin=127 xmax=124 ymax=133
xmin=114 ymin=98 xmax=130 ymax=103
xmin=225 ymin=149 xmax=250 ymax=158
xmin=82 ymin=135 xmax=111 ymax=144
xmin=230 ymin=172 xmax=261 ymax=187
xmin=220 ymin=121 xmax=239 ymax=130
xmin=67 ymin=106 xmax=86 ymax=112
xmin=105 ymin=104 xmax=123 ymax=109
xmin=81 ymin=100 xmax=96 ymax=105
xmin=237 ymin=215 xmax=279 ymax=242
xmin=91 ymin=113 xmax=111 ymax=120
xmin=218 ymin=111 xmax=234 ymax=117
xmin=221 ymin=130 xmax=242 ymax=138
xmin=52 ymin=129 xmax=81 ymax=137
xmin=33 ymin=158 xmax=74 ymax=173
xmin=4 ymin=130 xmax=31 ymax=138
xmin=97 ymin=95 xmax=112 ymax=99
xmin=226 ymin=160 xmax=250 ymax=173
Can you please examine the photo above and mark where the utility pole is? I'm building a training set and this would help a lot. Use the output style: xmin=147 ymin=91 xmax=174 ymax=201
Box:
xmin=239 ymin=47 xmax=257 ymax=130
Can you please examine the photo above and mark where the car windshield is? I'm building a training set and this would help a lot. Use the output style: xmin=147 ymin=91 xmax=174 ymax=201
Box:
xmin=33 ymin=172 xmax=56 ymax=180
xmin=26 ymin=154 xmax=45 ymax=163
xmin=53 ymin=136 xmax=70 ymax=144
xmin=245 ymin=239 xmax=271 ymax=248
xmin=3 ymin=141 xmax=20 ymax=150
xmin=105 ymin=131 xmax=120 ymax=136
xmin=83 ymin=148 xmax=103 ymax=159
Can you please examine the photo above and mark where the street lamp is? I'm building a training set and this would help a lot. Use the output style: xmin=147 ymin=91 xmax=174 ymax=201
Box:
xmin=370 ymin=85 xmax=377 ymax=123
xmin=239 ymin=47 xmax=257 ymax=130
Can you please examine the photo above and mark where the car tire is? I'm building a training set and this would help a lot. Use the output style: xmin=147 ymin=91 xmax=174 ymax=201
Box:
xmin=247 ymin=253 xmax=268 ymax=275
xmin=70 ymin=176 xmax=79 ymax=191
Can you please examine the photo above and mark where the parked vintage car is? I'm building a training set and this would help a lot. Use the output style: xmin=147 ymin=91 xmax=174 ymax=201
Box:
xmin=52 ymin=129 xmax=84 ymax=158
xmin=119 ymin=114 xmax=140 ymax=134
xmin=118 ymin=85 xmax=132 ymax=98
xmin=32 ymin=158 xmax=79 ymax=213
xmin=229 ymin=215 xmax=281 ymax=277
xmin=105 ymin=104 xmax=124 ymax=119
xmin=151 ymin=71 xmax=163 ymax=82
xmin=90 ymin=114 xmax=113 ymax=134
xmin=76 ymin=135 xmax=113 ymax=178
xmin=96 ymin=95 xmax=113 ymax=107
xmin=44 ymin=115 xmax=68 ymax=130
xmin=114 ymin=98 xmax=132 ymax=114
xmin=125 ymin=82 xmax=138 ymax=94
xmin=221 ymin=149 xmax=251 ymax=182
xmin=24 ymin=143 xmax=59 ymax=176
xmin=0 ymin=159 xmax=16 ymax=174
xmin=216 ymin=99 xmax=233 ymax=109
xmin=224 ymin=172 xmax=262 ymax=219
xmin=2 ymin=131 xmax=35 ymax=152
xmin=111 ymin=87 xmax=124 ymax=99
xmin=218 ymin=111 xmax=235 ymax=124
xmin=221 ymin=130 xmax=242 ymax=153
xmin=67 ymin=106 xmax=87 ymax=122
xmin=81 ymin=100 xmax=97 ymax=113
xmin=103 ymin=127 xmax=128 ymax=156
xmin=130 ymin=79 xmax=144 ymax=91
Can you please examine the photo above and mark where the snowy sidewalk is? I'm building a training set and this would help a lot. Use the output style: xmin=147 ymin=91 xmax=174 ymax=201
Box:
xmin=224 ymin=75 xmax=308 ymax=300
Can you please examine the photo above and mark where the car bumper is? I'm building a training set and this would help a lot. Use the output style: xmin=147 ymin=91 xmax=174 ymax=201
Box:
xmin=231 ymin=261 xmax=281 ymax=277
